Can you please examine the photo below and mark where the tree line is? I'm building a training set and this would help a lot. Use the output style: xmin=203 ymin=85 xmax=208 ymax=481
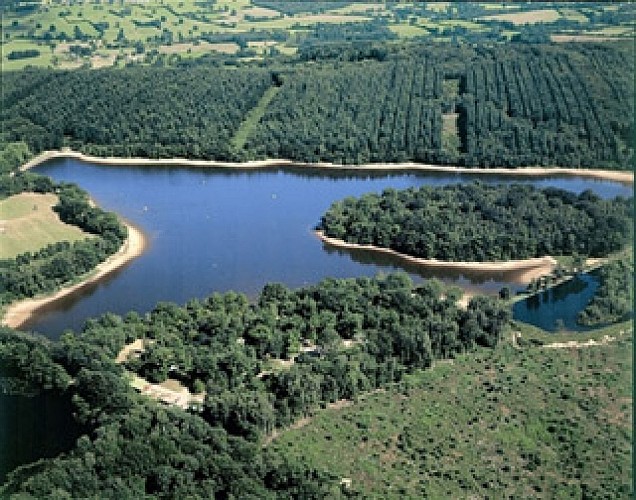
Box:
xmin=317 ymin=183 xmax=633 ymax=262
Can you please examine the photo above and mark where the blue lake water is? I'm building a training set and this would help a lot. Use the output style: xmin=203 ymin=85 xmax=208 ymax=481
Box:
xmin=512 ymin=272 xmax=601 ymax=332
xmin=24 ymin=159 xmax=632 ymax=339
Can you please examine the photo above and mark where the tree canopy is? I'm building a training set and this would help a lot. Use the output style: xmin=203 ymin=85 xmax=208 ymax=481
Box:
xmin=317 ymin=183 xmax=633 ymax=262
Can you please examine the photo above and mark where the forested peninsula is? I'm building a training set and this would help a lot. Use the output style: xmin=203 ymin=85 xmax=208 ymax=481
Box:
xmin=2 ymin=42 xmax=633 ymax=173
xmin=317 ymin=183 xmax=633 ymax=263
xmin=1 ymin=274 xmax=510 ymax=497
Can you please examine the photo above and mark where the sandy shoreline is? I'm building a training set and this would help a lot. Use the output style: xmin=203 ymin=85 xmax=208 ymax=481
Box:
xmin=316 ymin=231 xmax=558 ymax=274
xmin=1 ymin=220 xmax=147 ymax=330
xmin=21 ymin=150 xmax=634 ymax=184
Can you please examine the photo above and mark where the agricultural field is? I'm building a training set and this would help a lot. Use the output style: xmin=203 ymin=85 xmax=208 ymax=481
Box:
xmin=0 ymin=193 xmax=90 ymax=259
xmin=269 ymin=321 xmax=633 ymax=498
xmin=2 ymin=1 xmax=634 ymax=71
xmin=480 ymin=8 xmax=563 ymax=25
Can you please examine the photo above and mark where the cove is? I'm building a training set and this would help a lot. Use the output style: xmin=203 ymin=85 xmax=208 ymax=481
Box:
xmin=0 ymin=389 xmax=85 ymax=484
xmin=512 ymin=272 xmax=601 ymax=332
xmin=26 ymin=158 xmax=632 ymax=339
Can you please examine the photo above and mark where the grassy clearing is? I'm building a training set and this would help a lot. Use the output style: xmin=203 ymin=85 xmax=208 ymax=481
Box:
xmin=231 ymin=85 xmax=281 ymax=151
xmin=481 ymin=9 xmax=562 ymax=25
xmin=269 ymin=321 xmax=633 ymax=498
xmin=329 ymin=3 xmax=388 ymax=15
xmin=157 ymin=41 xmax=239 ymax=55
xmin=388 ymin=24 xmax=429 ymax=38
xmin=1 ymin=39 xmax=54 ymax=71
xmin=0 ymin=193 xmax=90 ymax=259
xmin=441 ymin=113 xmax=460 ymax=156
xmin=559 ymin=8 xmax=589 ymax=23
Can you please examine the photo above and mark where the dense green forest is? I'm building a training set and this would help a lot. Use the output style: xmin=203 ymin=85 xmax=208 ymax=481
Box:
xmin=578 ymin=255 xmax=634 ymax=326
xmin=318 ymin=183 xmax=633 ymax=262
xmin=1 ymin=42 xmax=633 ymax=171
xmin=0 ymin=172 xmax=127 ymax=305
xmin=459 ymin=44 xmax=633 ymax=168
xmin=1 ymin=66 xmax=273 ymax=163
xmin=1 ymin=273 xmax=510 ymax=497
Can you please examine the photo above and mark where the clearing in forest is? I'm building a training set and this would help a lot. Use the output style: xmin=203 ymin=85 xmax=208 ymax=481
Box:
xmin=231 ymin=85 xmax=281 ymax=151
xmin=442 ymin=105 xmax=460 ymax=156
xmin=0 ymin=193 xmax=90 ymax=259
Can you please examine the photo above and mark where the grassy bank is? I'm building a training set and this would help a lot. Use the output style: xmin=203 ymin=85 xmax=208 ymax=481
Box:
xmin=0 ymin=193 xmax=91 ymax=259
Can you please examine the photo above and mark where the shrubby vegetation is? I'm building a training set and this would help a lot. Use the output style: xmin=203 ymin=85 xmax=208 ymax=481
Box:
xmin=1 ymin=273 xmax=510 ymax=496
xmin=578 ymin=255 xmax=634 ymax=326
xmin=318 ymin=183 xmax=633 ymax=262
xmin=0 ymin=172 xmax=127 ymax=304
xmin=270 ymin=325 xmax=633 ymax=498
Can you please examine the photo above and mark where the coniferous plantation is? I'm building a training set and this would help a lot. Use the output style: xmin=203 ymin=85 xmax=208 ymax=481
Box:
xmin=318 ymin=183 xmax=633 ymax=262
xmin=1 ymin=42 xmax=633 ymax=172
xmin=1 ymin=274 xmax=510 ymax=497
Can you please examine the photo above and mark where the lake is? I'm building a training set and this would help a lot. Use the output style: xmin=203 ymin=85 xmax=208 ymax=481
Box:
xmin=25 ymin=159 xmax=632 ymax=339
xmin=2 ymin=158 xmax=631 ymax=483
xmin=0 ymin=389 xmax=85 ymax=484
xmin=512 ymin=271 xmax=601 ymax=332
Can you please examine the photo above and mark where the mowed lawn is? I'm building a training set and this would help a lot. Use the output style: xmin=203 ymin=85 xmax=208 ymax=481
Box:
xmin=0 ymin=193 xmax=91 ymax=259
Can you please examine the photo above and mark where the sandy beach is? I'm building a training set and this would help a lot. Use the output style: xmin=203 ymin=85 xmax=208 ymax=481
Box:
xmin=1 ymin=220 xmax=146 ymax=330
xmin=316 ymin=231 xmax=558 ymax=275
xmin=21 ymin=150 xmax=634 ymax=184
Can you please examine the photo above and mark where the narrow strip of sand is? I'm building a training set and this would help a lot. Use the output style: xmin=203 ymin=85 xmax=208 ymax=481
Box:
xmin=1 ymin=221 xmax=146 ymax=330
xmin=316 ymin=231 xmax=558 ymax=273
xmin=21 ymin=150 xmax=634 ymax=184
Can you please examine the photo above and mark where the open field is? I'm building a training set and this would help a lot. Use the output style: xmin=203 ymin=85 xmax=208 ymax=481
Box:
xmin=3 ymin=2 xmax=633 ymax=70
xmin=269 ymin=321 xmax=633 ymax=498
xmin=0 ymin=193 xmax=90 ymax=259
xmin=481 ymin=9 xmax=562 ymax=25
xmin=231 ymin=85 xmax=281 ymax=150
xmin=551 ymin=34 xmax=626 ymax=43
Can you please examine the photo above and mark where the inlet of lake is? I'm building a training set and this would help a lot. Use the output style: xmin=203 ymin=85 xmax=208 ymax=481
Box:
xmin=1 ymin=157 xmax=632 ymax=483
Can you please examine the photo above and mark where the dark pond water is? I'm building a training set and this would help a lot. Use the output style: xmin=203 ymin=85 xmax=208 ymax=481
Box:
xmin=512 ymin=272 xmax=601 ymax=332
xmin=25 ymin=159 xmax=631 ymax=339
xmin=0 ymin=389 xmax=85 ymax=484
